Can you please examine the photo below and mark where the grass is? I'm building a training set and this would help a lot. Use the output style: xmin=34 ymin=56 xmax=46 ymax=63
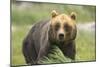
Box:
xmin=12 ymin=2 xmax=96 ymax=25
xmin=12 ymin=25 xmax=31 ymax=65
xmin=11 ymin=25 xmax=95 ymax=66
xmin=38 ymin=46 xmax=72 ymax=64
xmin=75 ymin=30 xmax=95 ymax=61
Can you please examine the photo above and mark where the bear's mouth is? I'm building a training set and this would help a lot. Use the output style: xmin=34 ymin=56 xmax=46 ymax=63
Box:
xmin=57 ymin=39 xmax=65 ymax=44
xmin=59 ymin=39 xmax=64 ymax=42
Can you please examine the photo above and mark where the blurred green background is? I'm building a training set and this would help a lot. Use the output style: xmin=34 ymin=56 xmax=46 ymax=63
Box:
xmin=11 ymin=1 xmax=96 ymax=66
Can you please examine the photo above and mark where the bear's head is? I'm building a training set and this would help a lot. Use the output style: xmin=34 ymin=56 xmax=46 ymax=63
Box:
xmin=49 ymin=10 xmax=77 ymax=44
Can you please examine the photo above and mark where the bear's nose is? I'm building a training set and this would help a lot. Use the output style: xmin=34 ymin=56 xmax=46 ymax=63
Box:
xmin=59 ymin=33 xmax=64 ymax=40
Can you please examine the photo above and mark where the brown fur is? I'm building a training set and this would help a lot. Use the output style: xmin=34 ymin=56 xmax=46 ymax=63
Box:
xmin=50 ymin=10 xmax=76 ymax=43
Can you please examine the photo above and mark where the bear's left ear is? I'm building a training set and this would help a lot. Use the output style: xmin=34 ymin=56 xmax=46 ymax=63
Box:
xmin=51 ymin=10 xmax=58 ymax=18
xmin=70 ymin=12 xmax=76 ymax=20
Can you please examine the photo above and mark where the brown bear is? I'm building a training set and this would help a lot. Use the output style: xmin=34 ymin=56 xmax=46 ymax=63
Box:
xmin=22 ymin=10 xmax=77 ymax=65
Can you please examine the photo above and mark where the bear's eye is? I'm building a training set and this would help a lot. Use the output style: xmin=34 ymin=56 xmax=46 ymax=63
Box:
xmin=55 ymin=23 xmax=60 ymax=31
xmin=64 ymin=24 xmax=70 ymax=31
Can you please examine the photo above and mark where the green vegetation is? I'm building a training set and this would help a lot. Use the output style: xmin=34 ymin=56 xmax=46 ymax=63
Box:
xmin=11 ymin=2 xmax=96 ymax=66
xmin=38 ymin=46 xmax=72 ymax=64
xmin=76 ymin=30 xmax=95 ymax=61
xmin=12 ymin=2 xmax=96 ymax=25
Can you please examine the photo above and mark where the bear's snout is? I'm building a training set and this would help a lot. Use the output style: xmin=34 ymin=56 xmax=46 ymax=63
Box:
xmin=59 ymin=33 xmax=64 ymax=41
xmin=57 ymin=28 xmax=65 ymax=42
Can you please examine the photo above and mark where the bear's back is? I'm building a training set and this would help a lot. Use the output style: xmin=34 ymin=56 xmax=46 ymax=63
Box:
xmin=29 ymin=19 xmax=50 ymax=54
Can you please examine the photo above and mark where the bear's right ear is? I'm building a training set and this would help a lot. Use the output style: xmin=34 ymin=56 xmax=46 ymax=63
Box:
xmin=51 ymin=10 xmax=58 ymax=18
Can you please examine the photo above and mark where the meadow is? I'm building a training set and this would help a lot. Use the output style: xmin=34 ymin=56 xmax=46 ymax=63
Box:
xmin=11 ymin=2 xmax=96 ymax=66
